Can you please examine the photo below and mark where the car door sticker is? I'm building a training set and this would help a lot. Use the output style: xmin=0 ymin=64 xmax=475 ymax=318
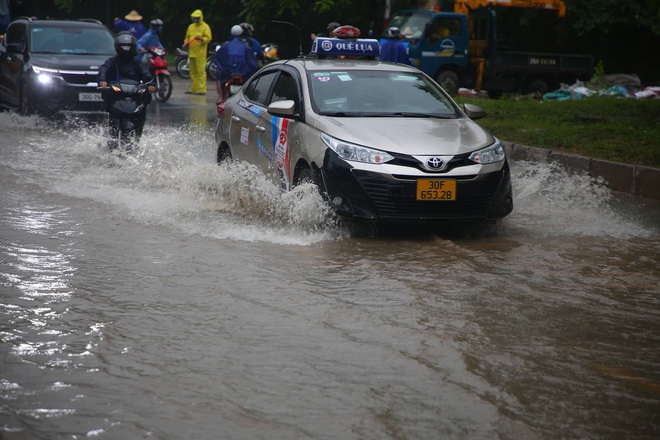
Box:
xmin=271 ymin=116 xmax=291 ymax=191
xmin=240 ymin=127 xmax=250 ymax=145
xmin=238 ymin=98 xmax=261 ymax=116
xmin=257 ymin=137 xmax=274 ymax=162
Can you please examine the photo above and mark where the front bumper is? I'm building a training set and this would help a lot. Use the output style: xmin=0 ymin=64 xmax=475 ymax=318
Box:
xmin=27 ymin=73 xmax=105 ymax=116
xmin=319 ymin=149 xmax=513 ymax=223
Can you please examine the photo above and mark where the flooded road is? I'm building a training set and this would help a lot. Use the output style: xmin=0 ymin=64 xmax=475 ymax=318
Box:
xmin=1 ymin=99 xmax=659 ymax=439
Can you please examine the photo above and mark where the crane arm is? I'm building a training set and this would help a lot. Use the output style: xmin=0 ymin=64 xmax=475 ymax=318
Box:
xmin=454 ymin=0 xmax=566 ymax=17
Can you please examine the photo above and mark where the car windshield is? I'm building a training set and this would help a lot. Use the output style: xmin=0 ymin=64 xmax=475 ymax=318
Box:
xmin=387 ymin=12 xmax=431 ymax=39
xmin=308 ymin=70 xmax=458 ymax=118
xmin=30 ymin=26 xmax=115 ymax=55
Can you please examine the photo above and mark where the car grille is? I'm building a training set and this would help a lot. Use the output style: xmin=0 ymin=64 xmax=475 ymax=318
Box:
xmin=59 ymin=72 xmax=98 ymax=86
xmin=352 ymin=169 xmax=502 ymax=219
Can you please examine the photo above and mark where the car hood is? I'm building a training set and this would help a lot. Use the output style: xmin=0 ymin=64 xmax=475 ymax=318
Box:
xmin=29 ymin=54 xmax=112 ymax=72
xmin=314 ymin=116 xmax=495 ymax=156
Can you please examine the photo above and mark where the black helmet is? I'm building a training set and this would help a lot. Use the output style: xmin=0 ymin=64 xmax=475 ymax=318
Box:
xmin=150 ymin=18 xmax=163 ymax=29
xmin=115 ymin=32 xmax=137 ymax=60
xmin=239 ymin=22 xmax=253 ymax=37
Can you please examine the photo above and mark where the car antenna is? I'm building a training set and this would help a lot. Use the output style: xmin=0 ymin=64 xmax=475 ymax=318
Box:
xmin=271 ymin=20 xmax=304 ymax=58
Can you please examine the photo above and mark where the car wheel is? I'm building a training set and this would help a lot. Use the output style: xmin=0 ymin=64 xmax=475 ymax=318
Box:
xmin=154 ymin=74 xmax=173 ymax=102
xmin=294 ymin=166 xmax=315 ymax=187
xmin=207 ymin=57 xmax=218 ymax=81
xmin=176 ymin=59 xmax=191 ymax=79
xmin=19 ymin=83 xmax=33 ymax=116
xmin=436 ymin=71 xmax=459 ymax=96
xmin=217 ymin=144 xmax=232 ymax=164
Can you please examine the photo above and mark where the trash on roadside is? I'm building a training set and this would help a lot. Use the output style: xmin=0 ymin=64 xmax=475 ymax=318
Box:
xmin=543 ymin=76 xmax=660 ymax=101
xmin=458 ymin=88 xmax=489 ymax=98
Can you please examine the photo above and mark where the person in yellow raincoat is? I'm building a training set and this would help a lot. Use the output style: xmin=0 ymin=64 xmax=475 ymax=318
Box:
xmin=182 ymin=9 xmax=212 ymax=95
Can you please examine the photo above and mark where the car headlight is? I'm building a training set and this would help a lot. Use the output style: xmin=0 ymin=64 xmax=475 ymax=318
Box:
xmin=38 ymin=74 xmax=53 ymax=84
xmin=321 ymin=132 xmax=394 ymax=164
xmin=469 ymin=138 xmax=506 ymax=164
xmin=32 ymin=66 xmax=59 ymax=85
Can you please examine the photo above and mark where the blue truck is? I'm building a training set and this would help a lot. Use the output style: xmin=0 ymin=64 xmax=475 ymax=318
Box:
xmin=388 ymin=2 xmax=593 ymax=97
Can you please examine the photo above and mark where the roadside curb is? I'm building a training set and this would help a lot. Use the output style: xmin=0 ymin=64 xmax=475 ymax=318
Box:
xmin=502 ymin=142 xmax=660 ymax=201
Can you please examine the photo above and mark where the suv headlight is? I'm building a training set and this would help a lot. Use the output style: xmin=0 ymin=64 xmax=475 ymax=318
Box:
xmin=32 ymin=66 xmax=59 ymax=85
xmin=321 ymin=133 xmax=394 ymax=164
xmin=469 ymin=138 xmax=505 ymax=164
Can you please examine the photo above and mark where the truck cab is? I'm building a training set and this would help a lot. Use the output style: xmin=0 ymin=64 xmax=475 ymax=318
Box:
xmin=388 ymin=10 xmax=469 ymax=93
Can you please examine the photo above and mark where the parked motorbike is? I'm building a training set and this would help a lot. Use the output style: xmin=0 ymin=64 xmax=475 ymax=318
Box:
xmin=261 ymin=43 xmax=279 ymax=63
xmin=145 ymin=46 xmax=172 ymax=102
xmin=175 ymin=41 xmax=220 ymax=81
xmin=102 ymin=79 xmax=153 ymax=152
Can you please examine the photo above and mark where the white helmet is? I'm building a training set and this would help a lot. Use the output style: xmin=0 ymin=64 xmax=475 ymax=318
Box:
xmin=231 ymin=25 xmax=243 ymax=36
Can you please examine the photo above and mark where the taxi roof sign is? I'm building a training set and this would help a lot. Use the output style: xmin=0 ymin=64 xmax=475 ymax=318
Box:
xmin=311 ymin=37 xmax=380 ymax=58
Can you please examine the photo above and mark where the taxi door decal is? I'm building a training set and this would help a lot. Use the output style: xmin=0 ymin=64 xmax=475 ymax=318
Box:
xmin=271 ymin=116 xmax=291 ymax=191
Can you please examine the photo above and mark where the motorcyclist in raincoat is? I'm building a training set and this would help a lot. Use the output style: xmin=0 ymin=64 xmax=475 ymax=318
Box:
xmin=182 ymin=9 xmax=212 ymax=95
xmin=379 ymin=27 xmax=412 ymax=65
xmin=137 ymin=19 xmax=164 ymax=67
xmin=214 ymin=25 xmax=258 ymax=103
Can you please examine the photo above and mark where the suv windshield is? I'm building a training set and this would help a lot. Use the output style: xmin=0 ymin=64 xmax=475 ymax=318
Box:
xmin=30 ymin=26 xmax=115 ymax=55
xmin=308 ymin=70 xmax=458 ymax=118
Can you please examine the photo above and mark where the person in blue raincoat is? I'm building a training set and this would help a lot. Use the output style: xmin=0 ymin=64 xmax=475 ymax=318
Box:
xmin=137 ymin=19 xmax=164 ymax=67
xmin=379 ymin=27 xmax=411 ymax=65
xmin=214 ymin=25 xmax=258 ymax=104
xmin=113 ymin=10 xmax=146 ymax=40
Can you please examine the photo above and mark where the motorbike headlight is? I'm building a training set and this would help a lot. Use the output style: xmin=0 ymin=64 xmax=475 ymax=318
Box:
xmin=469 ymin=138 xmax=506 ymax=164
xmin=321 ymin=133 xmax=394 ymax=164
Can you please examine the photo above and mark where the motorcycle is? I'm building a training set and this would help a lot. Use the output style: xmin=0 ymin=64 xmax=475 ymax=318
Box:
xmin=222 ymin=74 xmax=244 ymax=102
xmin=145 ymin=46 xmax=172 ymax=102
xmin=175 ymin=40 xmax=220 ymax=81
xmin=261 ymin=43 xmax=279 ymax=63
xmin=102 ymin=79 xmax=153 ymax=152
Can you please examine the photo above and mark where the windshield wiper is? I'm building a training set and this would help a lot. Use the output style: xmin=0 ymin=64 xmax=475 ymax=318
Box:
xmin=322 ymin=111 xmax=364 ymax=117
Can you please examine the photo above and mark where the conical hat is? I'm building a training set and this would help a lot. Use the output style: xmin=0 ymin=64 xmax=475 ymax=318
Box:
xmin=125 ymin=10 xmax=143 ymax=21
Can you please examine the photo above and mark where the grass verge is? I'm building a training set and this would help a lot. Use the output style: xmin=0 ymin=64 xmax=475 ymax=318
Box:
xmin=454 ymin=96 xmax=660 ymax=169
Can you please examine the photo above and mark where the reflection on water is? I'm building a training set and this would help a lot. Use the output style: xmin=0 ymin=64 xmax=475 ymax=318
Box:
xmin=0 ymin=112 xmax=658 ymax=439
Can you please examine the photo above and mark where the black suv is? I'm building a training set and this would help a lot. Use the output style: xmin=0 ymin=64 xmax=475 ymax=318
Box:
xmin=0 ymin=17 xmax=115 ymax=116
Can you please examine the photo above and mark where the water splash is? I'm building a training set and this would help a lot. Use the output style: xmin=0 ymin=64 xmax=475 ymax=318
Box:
xmin=508 ymin=160 xmax=652 ymax=238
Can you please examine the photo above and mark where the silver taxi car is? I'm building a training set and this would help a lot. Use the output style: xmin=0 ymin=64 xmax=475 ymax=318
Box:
xmin=214 ymin=34 xmax=513 ymax=224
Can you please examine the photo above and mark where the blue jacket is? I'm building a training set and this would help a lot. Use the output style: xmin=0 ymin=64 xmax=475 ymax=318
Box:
xmin=215 ymin=36 xmax=258 ymax=82
xmin=113 ymin=19 xmax=146 ymax=40
xmin=136 ymin=29 xmax=164 ymax=59
xmin=380 ymin=39 xmax=411 ymax=65
xmin=244 ymin=37 xmax=264 ymax=62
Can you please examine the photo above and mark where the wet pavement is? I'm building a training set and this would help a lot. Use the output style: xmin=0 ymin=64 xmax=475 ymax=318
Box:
xmin=0 ymin=76 xmax=659 ymax=439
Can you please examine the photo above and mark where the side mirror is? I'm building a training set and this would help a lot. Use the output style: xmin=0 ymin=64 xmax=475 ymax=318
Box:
xmin=267 ymin=99 xmax=296 ymax=118
xmin=461 ymin=103 xmax=486 ymax=120
xmin=7 ymin=43 xmax=24 ymax=54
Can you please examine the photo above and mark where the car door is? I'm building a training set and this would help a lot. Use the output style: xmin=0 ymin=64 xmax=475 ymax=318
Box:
xmin=258 ymin=69 xmax=304 ymax=191
xmin=0 ymin=22 xmax=26 ymax=106
xmin=228 ymin=69 xmax=278 ymax=165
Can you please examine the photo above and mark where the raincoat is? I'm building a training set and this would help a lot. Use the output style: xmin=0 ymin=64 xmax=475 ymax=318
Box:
xmin=184 ymin=10 xmax=212 ymax=59
xmin=380 ymin=38 xmax=411 ymax=65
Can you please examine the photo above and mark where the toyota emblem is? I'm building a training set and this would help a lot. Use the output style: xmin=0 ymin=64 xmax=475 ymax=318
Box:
xmin=426 ymin=157 xmax=444 ymax=169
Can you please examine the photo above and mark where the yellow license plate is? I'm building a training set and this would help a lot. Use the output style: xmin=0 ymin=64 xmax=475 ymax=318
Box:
xmin=416 ymin=179 xmax=456 ymax=201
